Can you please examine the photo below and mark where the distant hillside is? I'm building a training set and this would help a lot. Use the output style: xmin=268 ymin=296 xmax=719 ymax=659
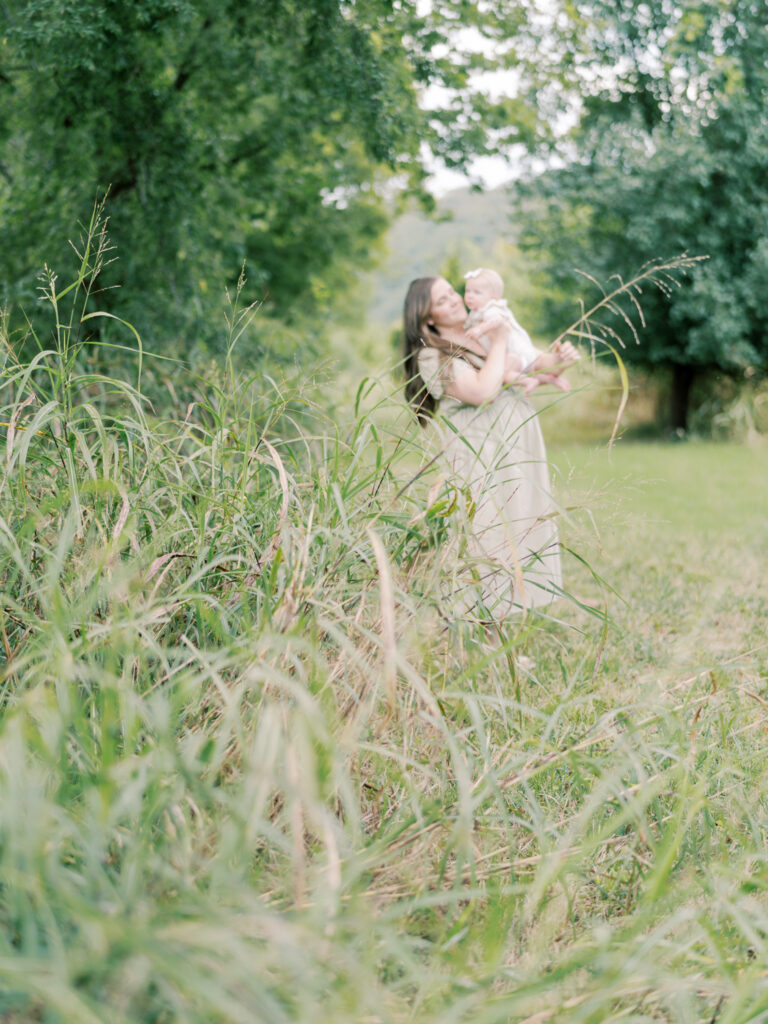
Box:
xmin=364 ymin=186 xmax=518 ymax=328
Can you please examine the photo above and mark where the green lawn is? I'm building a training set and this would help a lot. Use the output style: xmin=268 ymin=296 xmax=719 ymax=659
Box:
xmin=549 ymin=439 xmax=768 ymax=693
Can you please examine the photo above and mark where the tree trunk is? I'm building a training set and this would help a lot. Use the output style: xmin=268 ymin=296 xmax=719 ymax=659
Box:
xmin=669 ymin=363 xmax=695 ymax=433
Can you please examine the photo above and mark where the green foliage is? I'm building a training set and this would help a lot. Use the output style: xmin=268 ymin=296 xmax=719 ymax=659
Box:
xmin=514 ymin=0 xmax=768 ymax=429
xmin=0 ymin=0 xmax=545 ymax=355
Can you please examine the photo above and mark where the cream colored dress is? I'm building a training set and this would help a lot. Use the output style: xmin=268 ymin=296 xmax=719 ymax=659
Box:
xmin=418 ymin=347 xmax=562 ymax=617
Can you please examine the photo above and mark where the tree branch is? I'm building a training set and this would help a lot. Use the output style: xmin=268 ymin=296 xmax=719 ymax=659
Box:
xmin=173 ymin=16 xmax=214 ymax=91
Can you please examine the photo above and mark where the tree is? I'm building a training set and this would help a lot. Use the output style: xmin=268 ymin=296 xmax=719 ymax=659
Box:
xmin=0 ymin=0 xmax=546 ymax=354
xmin=514 ymin=0 xmax=768 ymax=430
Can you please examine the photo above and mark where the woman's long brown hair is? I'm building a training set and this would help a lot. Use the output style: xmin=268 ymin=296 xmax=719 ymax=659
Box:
xmin=402 ymin=277 xmax=482 ymax=424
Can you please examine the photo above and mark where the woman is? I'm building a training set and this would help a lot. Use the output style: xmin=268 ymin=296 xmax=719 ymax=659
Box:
xmin=403 ymin=276 xmax=578 ymax=617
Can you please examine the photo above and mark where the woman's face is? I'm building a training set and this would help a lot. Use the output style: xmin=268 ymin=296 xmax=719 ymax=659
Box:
xmin=428 ymin=277 xmax=466 ymax=330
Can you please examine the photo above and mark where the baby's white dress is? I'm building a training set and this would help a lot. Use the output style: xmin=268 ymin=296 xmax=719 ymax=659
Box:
xmin=465 ymin=299 xmax=539 ymax=369
xmin=417 ymin=346 xmax=562 ymax=616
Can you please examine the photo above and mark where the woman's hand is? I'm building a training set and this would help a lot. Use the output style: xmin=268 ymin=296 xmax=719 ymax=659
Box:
xmin=464 ymin=316 xmax=508 ymax=344
xmin=552 ymin=339 xmax=579 ymax=366
xmin=531 ymin=339 xmax=580 ymax=376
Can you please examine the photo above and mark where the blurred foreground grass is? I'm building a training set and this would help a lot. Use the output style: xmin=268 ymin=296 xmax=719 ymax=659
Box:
xmin=1 ymin=232 xmax=768 ymax=1023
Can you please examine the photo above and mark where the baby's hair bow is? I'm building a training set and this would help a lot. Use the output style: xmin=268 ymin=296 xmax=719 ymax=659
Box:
xmin=463 ymin=268 xmax=486 ymax=280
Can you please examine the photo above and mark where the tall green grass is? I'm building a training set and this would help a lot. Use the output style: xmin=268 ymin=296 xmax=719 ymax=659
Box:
xmin=1 ymin=219 xmax=767 ymax=1023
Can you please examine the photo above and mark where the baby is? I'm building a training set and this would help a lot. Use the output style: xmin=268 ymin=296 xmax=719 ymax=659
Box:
xmin=463 ymin=267 xmax=573 ymax=393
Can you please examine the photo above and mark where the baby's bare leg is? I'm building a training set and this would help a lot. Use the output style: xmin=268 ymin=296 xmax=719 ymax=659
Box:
xmin=502 ymin=351 xmax=524 ymax=385
xmin=536 ymin=371 xmax=572 ymax=392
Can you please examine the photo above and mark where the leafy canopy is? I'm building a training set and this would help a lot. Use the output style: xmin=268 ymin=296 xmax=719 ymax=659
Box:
xmin=0 ymin=0 xmax=545 ymax=350
xmin=515 ymin=0 xmax=768 ymax=425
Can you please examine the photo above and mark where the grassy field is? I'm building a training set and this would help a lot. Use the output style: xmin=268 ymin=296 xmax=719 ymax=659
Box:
xmin=541 ymin=362 xmax=767 ymax=697
xmin=2 ymin=238 xmax=768 ymax=1022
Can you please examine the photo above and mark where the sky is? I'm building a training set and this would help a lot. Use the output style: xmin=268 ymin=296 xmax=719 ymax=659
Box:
xmin=416 ymin=8 xmax=544 ymax=196
xmin=425 ymin=154 xmax=518 ymax=196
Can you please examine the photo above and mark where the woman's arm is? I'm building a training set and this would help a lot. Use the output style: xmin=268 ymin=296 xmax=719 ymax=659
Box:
xmin=443 ymin=329 xmax=508 ymax=406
